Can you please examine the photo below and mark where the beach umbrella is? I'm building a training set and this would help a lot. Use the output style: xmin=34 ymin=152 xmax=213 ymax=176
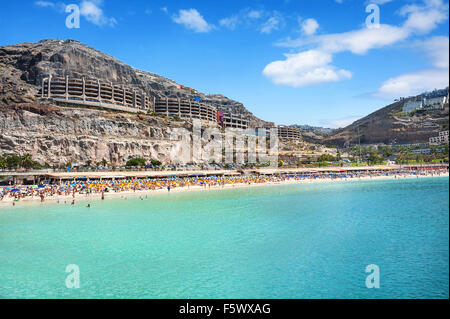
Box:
xmin=11 ymin=189 xmax=20 ymax=192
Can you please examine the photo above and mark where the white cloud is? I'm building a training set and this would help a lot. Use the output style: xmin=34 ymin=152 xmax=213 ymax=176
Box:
xmin=318 ymin=24 xmax=408 ymax=54
xmin=79 ymin=1 xmax=117 ymax=27
xmin=260 ymin=13 xmax=284 ymax=34
xmin=377 ymin=69 xmax=449 ymax=99
xmin=35 ymin=1 xmax=54 ymax=7
xmin=400 ymin=0 xmax=448 ymax=34
xmin=36 ymin=0 xmax=116 ymax=27
xmin=367 ymin=0 xmax=394 ymax=4
xmin=420 ymin=35 xmax=449 ymax=69
xmin=263 ymin=50 xmax=352 ymax=87
xmin=248 ymin=10 xmax=263 ymax=19
xmin=376 ymin=35 xmax=449 ymax=99
xmin=278 ymin=23 xmax=411 ymax=54
xmin=219 ymin=15 xmax=239 ymax=30
xmin=261 ymin=17 xmax=280 ymax=34
xmin=172 ymin=9 xmax=213 ymax=33
xmin=161 ymin=7 xmax=168 ymax=14
xmin=264 ymin=0 xmax=448 ymax=88
xmin=301 ymin=18 xmax=319 ymax=35
xmin=219 ymin=9 xmax=284 ymax=33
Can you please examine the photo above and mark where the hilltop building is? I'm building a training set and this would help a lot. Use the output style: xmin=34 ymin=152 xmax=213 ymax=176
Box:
xmin=402 ymin=88 xmax=449 ymax=113
xmin=423 ymin=96 xmax=448 ymax=110
xmin=402 ymin=99 xmax=423 ymax=113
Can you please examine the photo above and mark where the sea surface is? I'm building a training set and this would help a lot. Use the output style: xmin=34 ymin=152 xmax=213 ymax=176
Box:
xmin=0 ymin=177 xmax=448 ymax=299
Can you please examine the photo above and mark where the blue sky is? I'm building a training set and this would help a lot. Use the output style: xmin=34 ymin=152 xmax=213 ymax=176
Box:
xmin=0 ymin=0 xmax=448 ymax=127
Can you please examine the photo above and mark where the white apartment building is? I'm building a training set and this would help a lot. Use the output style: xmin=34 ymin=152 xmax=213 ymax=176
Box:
xmin=429 ymin=130 xmax=449 ymax=145
xmin=423 ymin=96 xmax=447 ymax=110
xmin=402 ymin=100 xmax=423 ymax=113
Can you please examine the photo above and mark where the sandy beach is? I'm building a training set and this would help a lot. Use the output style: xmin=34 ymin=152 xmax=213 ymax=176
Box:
xmin=1 ymin=172 xmax=447 ymax=208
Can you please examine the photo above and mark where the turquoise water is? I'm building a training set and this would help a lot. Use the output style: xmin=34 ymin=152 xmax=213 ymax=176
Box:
xmin=0 ymin=177 xmax=448 ymax=299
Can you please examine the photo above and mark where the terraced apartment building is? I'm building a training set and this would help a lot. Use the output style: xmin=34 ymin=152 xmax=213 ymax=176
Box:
xmin=277 ymin=126 xmax=302 ymax=141
xmin=38 ymin=76 xmax=151 ymax=113
xmin=154 ymin=97 xmax=219 ymax=126
xmin=219 ymin=112 xmax=250 ymax=130
xmin=154 ymin=97 xmax=250 ymax=129
xmin=37 ymin=76 xmax=272 ymax=132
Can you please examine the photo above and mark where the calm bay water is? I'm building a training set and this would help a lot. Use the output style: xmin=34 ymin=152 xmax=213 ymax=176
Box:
xmin=0 ymin=177 xmax=448 ymax=299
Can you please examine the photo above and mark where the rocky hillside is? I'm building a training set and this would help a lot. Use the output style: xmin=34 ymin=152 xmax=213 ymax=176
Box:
xmin=323 ymin=98 xmax=449 ymax=146
xmin=0 ymin=102 xmax=200 ymax=166
xmin=0 ymin=39 xmax=268 ymax=127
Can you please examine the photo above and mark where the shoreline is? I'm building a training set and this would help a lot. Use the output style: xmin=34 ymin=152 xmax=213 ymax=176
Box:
xmin=1 ymin=173 xmax=448 ymax=208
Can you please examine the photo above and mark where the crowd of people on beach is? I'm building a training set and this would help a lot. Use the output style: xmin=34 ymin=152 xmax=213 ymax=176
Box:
xmin=0 ymin=168 xmax=448 ymax=205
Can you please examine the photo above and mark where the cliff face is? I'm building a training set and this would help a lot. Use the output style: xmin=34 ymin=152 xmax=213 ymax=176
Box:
xmin=0 ymin=103 xmax=195 ymax=165
xmin=0 ymin=39 xmax=266 ymax=126
xmin=324 ymin=100 xmax=449 ymax=146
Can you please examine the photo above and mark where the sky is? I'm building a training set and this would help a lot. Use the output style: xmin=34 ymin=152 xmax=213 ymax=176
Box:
xmin=0 ymin=0 xmax=449 ymax=128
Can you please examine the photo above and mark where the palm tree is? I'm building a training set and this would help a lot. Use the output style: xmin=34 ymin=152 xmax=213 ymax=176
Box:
xmin=21 ymin=153 xmax=34 ymax=170
xmin=0 ymin=154 xmax=7 ymax=169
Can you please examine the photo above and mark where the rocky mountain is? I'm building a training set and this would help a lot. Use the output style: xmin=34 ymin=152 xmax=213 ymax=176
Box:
xmin=323 ymin=96 xmax=449 ymax=147
xmin=0 ymin=39 xmax=268 ymax=127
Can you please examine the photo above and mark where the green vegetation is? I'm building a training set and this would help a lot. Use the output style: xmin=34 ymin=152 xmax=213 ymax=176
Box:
xmin=367 ymin=153 xmax=384 ymax=165
xmin=150 ymin=159 xmax=162 ymax=167
xmin=126 ymin=157 xmax=146 ymax=167
xmin=317 ymin=154 xmax=337 ymax=162
xmin=408 ymin=109 xmax=426 ymax=116
xmin=0 ymin=153 xmax=42 ymax=170
xmin=343 ymin=142 xmax=448 ymax=165
xmin=125 ymin=158 xmax=162 ymax=168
